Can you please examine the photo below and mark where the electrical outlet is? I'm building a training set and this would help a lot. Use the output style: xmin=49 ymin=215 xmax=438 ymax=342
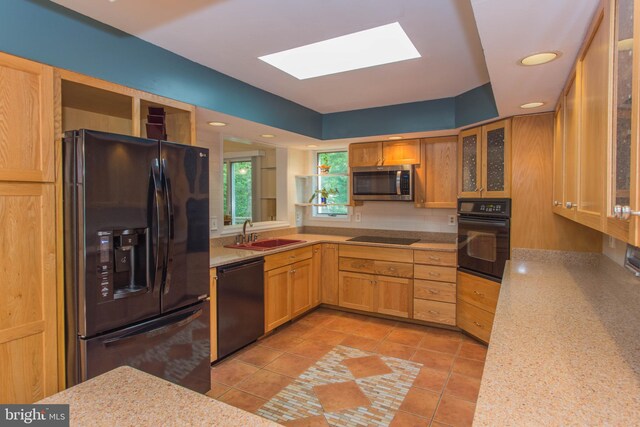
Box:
xmin=355 ymin=212 xmax=362 ymax=222
xmin=448 ymin=215 xmax=456 ymax=226
xmin=609 ymin=235 xmax=616 ymax=248
xmin=210 ymin=217 xmax=218 ymax=231
xmin=296 ymin=211 xmax=302 ymax=224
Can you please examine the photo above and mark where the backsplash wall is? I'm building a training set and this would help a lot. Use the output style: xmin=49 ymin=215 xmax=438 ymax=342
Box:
xmin=302 ymin=201 xmax=457 ymax=234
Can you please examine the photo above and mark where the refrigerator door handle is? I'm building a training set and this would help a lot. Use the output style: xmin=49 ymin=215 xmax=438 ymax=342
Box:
xmin=151 ymin=159 xmax=166 ymax=295
xmin=101 ymin=307 xmax=203 ymax=347
xmin=161 ymin=158 xmax=175 ymax=295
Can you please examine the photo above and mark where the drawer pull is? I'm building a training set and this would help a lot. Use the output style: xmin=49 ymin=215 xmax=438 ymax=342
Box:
xmin=290 ymin=269 xmax=296 ymax=274
xmin=289 ymin=255 xmax=296 ymax=259
xmin=428 ymin=310 xmax=439 ymax=315
xmin=388 ymin=267 xmax=396 ymax=271
xmin=473 ymin=321 xmax=484 ymax=329
xmin=428 ymin=256 xmax=441 ymax=261
xmin=428 ymin=289 xmax=440 ymax=294
xmin=428 ymin=272 xmax=440 ymax=277
xmin=473 ymin=290 xmax=485 ymax=297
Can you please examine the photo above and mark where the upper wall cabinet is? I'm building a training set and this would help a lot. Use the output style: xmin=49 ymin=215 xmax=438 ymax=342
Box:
xmin=348 ymin=140 xmax=420 ymax=167
xmin=554 ymin=0 xmax=640 ymax=245
xmin=415 ymin=136 xmax=457 ymax=208
xmin=0 ymin=52 xmax=54 ymax=182
xmin=458 ymin=119 xmax=511 ymax=198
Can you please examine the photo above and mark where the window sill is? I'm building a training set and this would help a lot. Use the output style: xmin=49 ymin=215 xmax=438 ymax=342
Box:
xmin=220 ymin=221 xmax=291 ymax=236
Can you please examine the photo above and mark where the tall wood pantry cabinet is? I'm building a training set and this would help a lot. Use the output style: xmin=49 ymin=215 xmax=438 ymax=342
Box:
xmin=0 ymin=52 xmax=58 ymax=403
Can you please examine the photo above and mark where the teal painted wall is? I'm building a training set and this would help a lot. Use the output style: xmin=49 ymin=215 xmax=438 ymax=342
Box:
xmin=323 ymin=98 xmax=455 ymax=140
xmin=0 ymin=0 xmax=498 ymax=140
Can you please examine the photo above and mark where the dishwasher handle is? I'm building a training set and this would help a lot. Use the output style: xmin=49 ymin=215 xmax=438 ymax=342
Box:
xmin=217 ymin=258 xmax=265 ymax=276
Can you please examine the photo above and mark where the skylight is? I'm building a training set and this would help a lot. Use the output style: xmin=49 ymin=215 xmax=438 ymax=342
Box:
xmin=258 ymin=22 xmax=421 ymax=80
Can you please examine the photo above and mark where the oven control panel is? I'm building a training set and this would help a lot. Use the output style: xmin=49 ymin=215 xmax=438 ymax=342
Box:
xmin=457 ymin=198 xmax=511 ymax=217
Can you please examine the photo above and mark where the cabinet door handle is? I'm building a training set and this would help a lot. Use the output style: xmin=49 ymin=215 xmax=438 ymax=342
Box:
xmin=313 ymin=249 xmax=319 ymax=254
xmin=565 ymin=202 xmax=576 ymax=209
xmin=473 ymin=290 xmax=485 ymax=297
xmin=388 ymin=267 xmax=396 ymax=272
xmin=290 ymin=269 xmax=296 ymax=274
xmin=473 ymin=321 xmax=484 ymax=329
xmin=621 ymin=205 xmax=640 ymax=220
xmin=553 ymin=201 xmax=561 ymax=207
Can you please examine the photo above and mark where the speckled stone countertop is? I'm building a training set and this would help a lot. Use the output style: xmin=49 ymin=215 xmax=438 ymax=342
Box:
xmin=210 ymin=233 xmax=457 ymax=268
xmin=38 ymin=367 xmax=279 ymax=427
xmin=473 ymin=256 xmax=640 ymax=426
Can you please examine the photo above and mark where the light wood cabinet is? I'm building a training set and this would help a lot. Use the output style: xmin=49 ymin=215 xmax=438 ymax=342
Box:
xmin=562 ymin=75 xmax=580 ymax=220
xmin=338 ymin=271 xmax=376 ymax=312
xmin=264 ymin=250 xmax=313 ymax=332
xmin=415 ymin=136 xmax=457 ymax=208
xmin=349 ymin=142 xmax=383 ymax=167
xmin=265 ymin=265 xmax=291 ymax=332
xmin=376 ymin=276 xmax=411 ymax=318
xmin=412 ymin=250 xmax=457 ymax=326
xmin=320 ymin=243 xmax=339 ymax=305
xmin=290 ymin=259 xmax=313 ymax=318
xmin=0 ymin=52 xmax=54 ymax=183
xmin=382 ymin=139 xmax=420 ymax=165
xmin=576 ymin=9 xmax=609 ymax=230
xmin=456 ymin=271 xmax=499 ymax=343
xmin=552 ymin=101 xmax=565 ymax=214
xmin=0 ymin=183 xmax=57 ymax=403
xmin=348 ymin=140 xmax=420 ymax=167
xmin=210 ymin=268 xmax=217 ymax=362
xmin=458 ymin=119 xmax=511 ymax=198
xmin=311 ymin=244 xmax=322 ymax=307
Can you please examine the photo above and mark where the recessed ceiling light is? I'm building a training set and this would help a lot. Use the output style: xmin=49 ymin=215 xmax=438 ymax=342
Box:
xmin=618 ymin=38 xmax=633 ymax=51
xmin=388 ymin=136 xmax=403 ymax=140
xmin=306 ymin=144 xmax=318 ymax=148
xmin=260 ymin=134 xmax=275 ymax=138
xmin=207 ymin=121 xmax=227 ymax=127
xmin=259 ymin=22 xmax=421 ymax=80
xmin=520 ymin=102 xmax=545 ymax=109
xmin=519 ymin=52 xmax=559 ymax=66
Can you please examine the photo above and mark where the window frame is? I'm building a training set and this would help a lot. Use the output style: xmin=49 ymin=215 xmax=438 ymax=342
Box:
xmin=312 ymin=149 xmax=350 ymax=219
xmin=224 ymin=158 xmax=253 ymax=225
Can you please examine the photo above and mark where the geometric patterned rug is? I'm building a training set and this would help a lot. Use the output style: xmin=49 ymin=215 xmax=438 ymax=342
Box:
xmin=258 ymin=345 xmax=422 ymax=426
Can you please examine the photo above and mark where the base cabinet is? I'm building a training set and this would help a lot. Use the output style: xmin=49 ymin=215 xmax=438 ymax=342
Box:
xmin=456 ymin=271 xmax=500 ymax=343
xmin=320 ymin=244 xmax=339 ymax=305
xmin=264 ymin=249 xmax=313 ymax=333
xmin=338 ymin=271 xmax=410 ymax=317
xmin=311 ymin=244 xmax=322 ymax=307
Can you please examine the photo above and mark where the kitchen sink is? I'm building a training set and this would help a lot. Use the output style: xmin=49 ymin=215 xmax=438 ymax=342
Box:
xmin=225 ymin=238 xmax=306 ymax=251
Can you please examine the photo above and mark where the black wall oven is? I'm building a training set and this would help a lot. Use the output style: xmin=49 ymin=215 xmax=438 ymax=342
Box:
xmin=457 ymin=198 xmax=511 ymax=282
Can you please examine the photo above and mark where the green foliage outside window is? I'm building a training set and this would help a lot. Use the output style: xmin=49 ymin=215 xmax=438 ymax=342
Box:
xmin=317 ymin=151 xmax=348 ymax=215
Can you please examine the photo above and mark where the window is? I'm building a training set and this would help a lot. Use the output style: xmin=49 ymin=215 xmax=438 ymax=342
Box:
xmin=314 ymin=151 xmax=348 ymax=216
xmin=223 ymin=160 xmax=252 ymax=225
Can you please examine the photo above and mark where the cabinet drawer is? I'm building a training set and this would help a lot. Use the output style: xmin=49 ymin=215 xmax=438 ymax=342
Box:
xmin=264 ymin=246 xmax=312 ymax=271
xmin=339 ymin=245 xmax=413 ymax=263
xmin=414 ymin=264 xmax=456 ymax=283
xmin=457 ymin=299 xmax=494 ymax=343
xmin=457 ymin=271 xmax=500 ymax=313
xmin=339 ymin=257 xmax=413 ymax=278
xmin=414 ymin=250 xmax=457 ymax=267
xmin=413 ymin=299 xmax=456 ymax=325
xmin=414 ymin=279 xmax=456 ymax=303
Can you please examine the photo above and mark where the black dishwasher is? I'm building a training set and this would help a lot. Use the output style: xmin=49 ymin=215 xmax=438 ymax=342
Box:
xmin=216 ymin=258 xmax=265 ymax=360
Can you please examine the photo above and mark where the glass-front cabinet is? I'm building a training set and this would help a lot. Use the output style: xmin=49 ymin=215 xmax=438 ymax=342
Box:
xmin=608 ymin=0 xmax=639 ymax=245
xmin=458 ymin=119 xmax=511 ymax=199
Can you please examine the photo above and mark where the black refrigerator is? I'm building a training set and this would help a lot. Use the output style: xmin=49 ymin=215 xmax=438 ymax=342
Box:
xmin=64 ymin=130 xmax=210 ymax=393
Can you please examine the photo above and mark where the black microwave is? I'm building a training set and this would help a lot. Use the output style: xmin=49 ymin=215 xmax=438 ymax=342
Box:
xmin=352 ymin=165 xmax=414 ymax=201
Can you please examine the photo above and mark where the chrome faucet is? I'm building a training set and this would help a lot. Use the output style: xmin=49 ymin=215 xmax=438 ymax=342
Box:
xmin=242 ymin=219 xmax=253 ymax=243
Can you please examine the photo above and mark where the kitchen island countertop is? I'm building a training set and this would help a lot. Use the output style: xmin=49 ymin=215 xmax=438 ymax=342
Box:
xmin=38 ymin=367 xmax=279 ymax=427
xmin=210 ymin=233 xmax=457 ymax=268
xmin=473 ymin=255 xmax=640 ymax=426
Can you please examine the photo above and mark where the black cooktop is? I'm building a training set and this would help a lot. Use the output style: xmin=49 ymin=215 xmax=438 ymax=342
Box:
xmin=347 ymin=236 xmax=420 ymax=245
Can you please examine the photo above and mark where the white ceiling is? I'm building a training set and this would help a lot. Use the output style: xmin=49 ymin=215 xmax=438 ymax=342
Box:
xmin=51 ymin=0 xmax=489 ymax=113
xmin=52 ymin=0 xmax=600 ymax=147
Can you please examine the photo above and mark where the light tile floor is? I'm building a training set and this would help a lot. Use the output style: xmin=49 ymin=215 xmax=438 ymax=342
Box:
xmin=208 ymin=308 xmax=487 ymax=427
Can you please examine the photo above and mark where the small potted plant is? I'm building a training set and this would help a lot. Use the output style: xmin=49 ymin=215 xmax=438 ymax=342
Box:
xmin=308 ymin=187 xmax=339 ymax=204
xmin=318 ymin=164 xmax=331 ymax=175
